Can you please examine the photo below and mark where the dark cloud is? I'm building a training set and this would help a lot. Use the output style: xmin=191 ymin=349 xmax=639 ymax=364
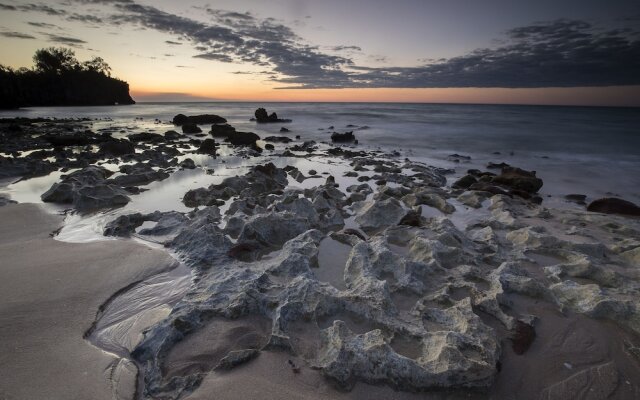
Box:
xmin=165 ymin=40 xmax=182 ymax=45
xmin=0 ymin=31 xmax=36 ymax=39
xmin=332 ymin=45 xmax=362 ymax=52
xmin=45 ymin=33 xmax=87 ymax=45
xmin=0 ymin=3 xmax=17 ymax=10
xmin=27 ymin=21 xmax=59 ymax=29
xmin=67 ymin=13 xmax=103 ymax=24
xmin=11 ymin=3 xmax=66 ymax=15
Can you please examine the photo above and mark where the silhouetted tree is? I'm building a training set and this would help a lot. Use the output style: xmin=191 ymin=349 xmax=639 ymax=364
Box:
xmin=83 ymin=57 xmax=112 ymax=76
xmin=33 ymin=47 xmax=80 ymax=74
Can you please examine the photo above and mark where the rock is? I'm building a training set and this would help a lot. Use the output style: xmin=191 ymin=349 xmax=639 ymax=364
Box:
xmin=491 ymin=167 xmax=543 ymax=193
xmin=214 ymin=349 xmax=260 ymax=371
xmin=180 ymin=158 xmax=196 ymax=169
xmin=587 ymin=198 xmax=640 ymax=217
xmin=487 ymin=162 xmax=510 ymax=169
xmin=227 ymin=131 xmax=260 ymax=146
xmin=104 ymin=213 xmax=145 ymax=237
xmin=41 ymin=166 xmax=130 ymax=212
xmin=263 ymin=136 xmax=292 ymax=143
xmin=355 ymin=198 xmax=406 ymax=231
xmin=237 ymin=211 xmax=311 ymax=251
xmin=279 ymin=127 xmax=290 ymax=132
xmin=264 ymin=144 xmax=274 ymax=151
xmin=196 ymin=138 xmax=217 ymax=155
xmin=182 ymin=123 xmax=202 ymax=134
xmin=109 ymin=165 xmax=170 ymax=187
xmin=399 ymin=210 xmax=423 ymax=227
xmin=254 ymin=108 xmax=291 ymax=123
xmin=308 ymin=169 xmax=317 ymax=176
xmin=99 ymin=139 xmax=135 ymax=156
xmin=173 ymin=114 xmax=227 ymax=125
xmin=164 ymin=130 xmax=182 ymax=140
xmin=510 ymin=320 xmax=535 ymax=355
xmin=210 ymin=123 xmax=236 ymax=138
xmin=331 ymin=131 xmax=355 ymax=143
xmin=128 ymin=132 xmax=165 ymax=143
xmin=452 ymin=174 xmax=477 ymax=189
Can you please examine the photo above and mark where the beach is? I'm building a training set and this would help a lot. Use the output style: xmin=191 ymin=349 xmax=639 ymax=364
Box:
xmin=0 ymin=104 xmax=639 ymax=399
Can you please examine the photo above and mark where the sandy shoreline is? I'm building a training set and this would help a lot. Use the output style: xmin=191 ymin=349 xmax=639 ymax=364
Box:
xmin=0 ymin=203 xmax=177 ymax=400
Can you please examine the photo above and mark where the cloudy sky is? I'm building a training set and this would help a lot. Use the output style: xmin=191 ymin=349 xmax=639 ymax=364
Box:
xmin=1 ymin=0 xmax=639 ymax=105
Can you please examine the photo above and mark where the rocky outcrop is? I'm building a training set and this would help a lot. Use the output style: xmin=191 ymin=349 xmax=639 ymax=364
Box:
xmin=254 ymin=108 xmax=291 ymax=123
xmin=331 ymin=131 xmax=356 ymax=143
xmin=587 ymin=197 xmax=640 ymax=216
xmin=173 ymin=114 xmax=227 ymax=126
xmin=41 ymin=166 xmax=130 ymax=212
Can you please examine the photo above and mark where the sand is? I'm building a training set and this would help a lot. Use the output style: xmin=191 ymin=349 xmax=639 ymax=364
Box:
xmin=0 ymin=204 xmax=177 ymax=400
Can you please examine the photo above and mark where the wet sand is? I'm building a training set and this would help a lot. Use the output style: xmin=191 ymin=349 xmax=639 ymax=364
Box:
xmin=0 ymin=203 xmax=178 ymax=400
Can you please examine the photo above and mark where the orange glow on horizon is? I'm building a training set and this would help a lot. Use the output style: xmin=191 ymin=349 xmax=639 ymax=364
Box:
xmin=130 ymin=85 xmax=640 ymax=107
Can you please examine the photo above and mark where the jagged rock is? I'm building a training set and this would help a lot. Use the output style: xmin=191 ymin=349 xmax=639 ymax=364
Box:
xmin=237 ymin=211 xmax=311 ymax=251
xmin=587 ymin=197 xmax=640 ymax=216
xmin=173 ymin=114 xmax=227 ymax=125
xmin=355 ymin=198 xmax=406 ymax=231
xmin=254 ymin=108 xmax=291 ymax=123
xmin=104 ymin=213 xmax=145 ymax=237
xmin=41 ymin=166 xmax=130 ymax=212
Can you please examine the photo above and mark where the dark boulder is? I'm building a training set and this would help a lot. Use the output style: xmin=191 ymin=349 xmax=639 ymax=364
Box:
xmin=210 ymin=123 xmax=236 ymax=138
xmin=254 ymin=108 xmax=291 ymax=123
xmin=227 ymin=131 xmax=260 ymax=146
xmin=164 ymin=130 xmax=182 ymax=140
xmin=197 ymin=138 xmax=217 ymax=155
xmin=452 ymin=174 xmax=477 ymax=189
xmin=180 ymin=158 xmax=196 ymax=169
xmin=587 ymin=198 xmax=640 ymax=216
xmin=99 ymin=139 xmax=135 ymax=156
xmin=173 ymin=114 xmax=227 ymax=125
xmin=491 ymin=167 xmax=543 ymax=193
xmin=280 ymin=127 xmax=290 ymax=132
xmin=331 ymin=131 xmax=355 ymax=143
xmin=264 ymin=136 xmax=292 ymax=143
xmin=182 ymin=123 xmax=202 ymax=134
xmin=128 ymin=132 xmax=165 ymax=143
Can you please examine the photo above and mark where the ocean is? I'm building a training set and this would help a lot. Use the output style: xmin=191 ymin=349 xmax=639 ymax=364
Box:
xmin=2 ymin=102 xmax=639 ymax=206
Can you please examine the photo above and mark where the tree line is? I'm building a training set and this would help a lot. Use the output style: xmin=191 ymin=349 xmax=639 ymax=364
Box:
xmin=0 ymin=47 xmax=135 ymax=109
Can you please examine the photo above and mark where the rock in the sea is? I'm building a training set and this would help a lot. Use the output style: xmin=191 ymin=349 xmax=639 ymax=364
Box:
xmin=173 ymin=114 xmax=227 ymax=125
xmin=452 ymin=174 xmax=477 ymax=189
xmin=99 ymin=139 xmax=135 ymax=156
xmin=587 ymin=198 xmax=640 ymax=217
xmin=331 ymin=131 xmax=355 ymax=143
xmin=210 ymin=123 xmax=236 ymax=138
xmin=128 ymin=132 xmax=165 ymax=143
xmin=196 ymin=138 xmax=217 ymax=155
xmin=491 ymin=166 xmax=543 ymax=193
xmin=254 ymin=108 xmax=291 ymax=123
xmin=180 ymin=158 xmax=196 ymax=169
xmin=226 ymin=131 xmax=260 ymax=147
xmin=181 ymin=123 xmax=202 ymax=134
xmin=41 ymin=166 xmax=130 ymax=212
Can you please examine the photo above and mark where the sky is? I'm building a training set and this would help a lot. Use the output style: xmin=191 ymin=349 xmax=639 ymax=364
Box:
xmin=0 ymin=0 xmax=639 ymax=106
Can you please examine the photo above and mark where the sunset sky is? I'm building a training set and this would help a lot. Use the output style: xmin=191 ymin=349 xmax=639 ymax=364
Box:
xmin=1 ymin=0 xmax=639 ymax=106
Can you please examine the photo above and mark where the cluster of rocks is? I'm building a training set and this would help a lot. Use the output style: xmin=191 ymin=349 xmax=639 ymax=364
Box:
xmin=253 ymin=108 xmax=292 ymax=123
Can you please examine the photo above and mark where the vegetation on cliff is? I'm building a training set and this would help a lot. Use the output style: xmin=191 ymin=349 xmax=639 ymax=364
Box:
xmin=0 ymin=47 xmax=134 ymax=109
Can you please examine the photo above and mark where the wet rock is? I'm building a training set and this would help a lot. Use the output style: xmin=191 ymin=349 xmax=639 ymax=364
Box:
xmin=254 ymin=108 xmax=291 ymax=123
xmin=237 ymin=211 xmax=311 ymax=251
xmin=173 ymin=114 xmax=227 ymax=125
xmin=128 ymin=132 xmax=165 ymax=143
xmin=42 ymin=166 xmax=131 ymax=212
xmin=110 ymin=164 xmax=170 ymax=187
xmin=331 ymin=131 xmax=355 ymax=143
xmin=227 ymin=131 xmax=260 ymax=147
xmin=452 ymin=174 xmax=477 ymax=189
xmin=196 ymin=138 xmax=217 ymax=155
xmin=399 ymin=210 xmax=423 ymax=227
xmin=99 ymin=139 xmax=135 ymax=156
xmin=491 ymin=167 xmax=543 ymax=193
xmin=264 ymin=143 xmax=274 ymax=150
xmin=180 ymin=158 xmax=196 ymax=169
xmin=487 ymin=162 xmax=510 ymax=169
xmin=587 ymin=198 xmax=640 ymax=217
xmin=181 ymin=123 xmax=202 ymax=134
xmin=209 ymin=123 xmax=236 ymax=138
xmin=280 ymin=127 xmax=290 ymax=132
xmin=264 ymin=136 xmax=292 ymax=143
xmin=164 ymin=130 xmax=182 ymax=140
xmin=104 ymin=213 xmax=145 ymax=237
xmin=355 ymin=198 xmax=406 ymax=231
